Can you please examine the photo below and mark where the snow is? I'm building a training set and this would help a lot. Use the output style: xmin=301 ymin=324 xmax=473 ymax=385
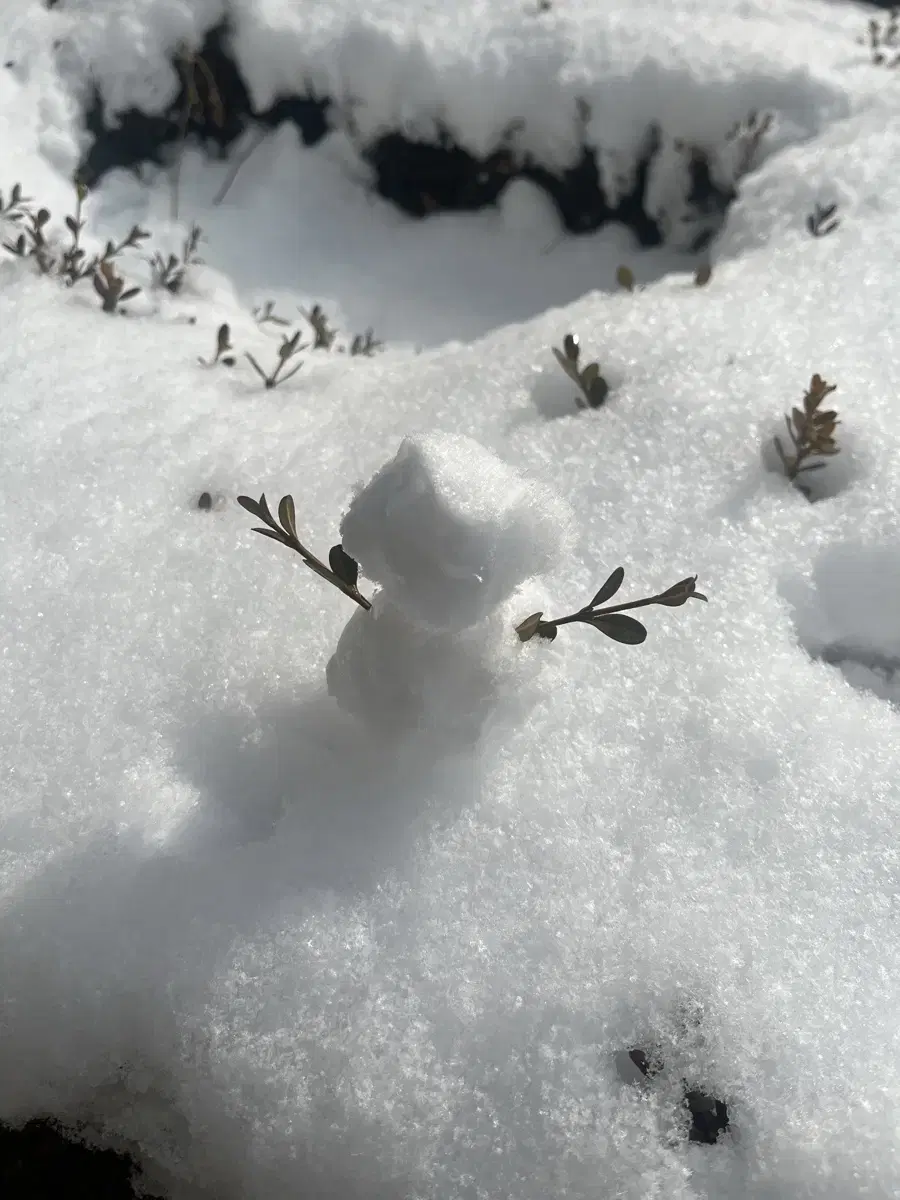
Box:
xmin=3 ymin=0 xmax=900 ymax=1198
xmin=340 ymin=434 xmax=574 ymax=633
xmin=45 ymin=0 xmax=855 ymax=165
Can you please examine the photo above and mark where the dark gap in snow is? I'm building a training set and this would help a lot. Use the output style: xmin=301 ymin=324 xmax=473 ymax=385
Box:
xmin=80 ymin=21 xmax=330 ymax=188
xmin=0 ymin=1117 xmax=165 ymax=1200
xmin=617 ymin=1044 xmax=730 ymax=1145
xmin=75 ymin=21 xmax=741 ymax=253
xmin=682 ymin=146 xmax=739 ymax=253
xmin=364 ymin=129 xmax=519 ymax=218
xmin=683 ymin=1088 xmax=731 ymax=1145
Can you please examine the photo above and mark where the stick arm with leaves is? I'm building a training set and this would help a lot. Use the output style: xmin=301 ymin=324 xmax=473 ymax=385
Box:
xmin=237 ymin=497 xmax=706 ymax=648
xmin=237 ymin=494 xmax=372 ymax=611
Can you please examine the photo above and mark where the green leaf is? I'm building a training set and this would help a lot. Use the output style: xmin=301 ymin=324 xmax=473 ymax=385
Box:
xmin=590 ymin=613 xmax=647 ymax=644
xmin=616 ymin=265 xmax=635 ymax=292
xmin=590 ymin=566 xmax=625 ymax=608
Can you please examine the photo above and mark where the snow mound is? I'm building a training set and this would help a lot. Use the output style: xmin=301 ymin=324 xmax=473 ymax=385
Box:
xmin=340 ymin=433 xmax=574 ymax=632
xmin=326 ymin=588 xmax=559 ymax=741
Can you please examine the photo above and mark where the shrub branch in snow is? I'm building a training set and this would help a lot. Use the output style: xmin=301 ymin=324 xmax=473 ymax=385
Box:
xmin=299 ymin=303 xmax=383 ymax=357
xmin=859 ymin=9 xmax=900 ymax=68
xmin=516 ymin=568 xmax=707 ymax=645
xmin=198 ymin=323 xmax=237 ymax=368
xmin=1 ymin=180 xmax=148 ymax=308
xmin=92 ymin=260 xmax=141 ymax=314
xmin=773 ymin=373 xmax=840 ymax=492
xmin=552 ymin=333 xmax=609 ymax=409
xmin=253 ymin=300 xmax=291 ymax=328
xmin=807 ymin=202 xmax=840 ymax=238
xmin=244 ymin=330 xmax=307 ymax=389
xmin=148 ymin=223 xmax=204 ymax=293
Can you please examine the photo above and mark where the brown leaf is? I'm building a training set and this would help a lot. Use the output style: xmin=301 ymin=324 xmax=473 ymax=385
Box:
xmin=516 ymin=612 xmax=544 ymax=642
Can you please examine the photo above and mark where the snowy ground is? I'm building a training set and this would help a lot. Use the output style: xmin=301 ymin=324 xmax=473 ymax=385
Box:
xmin=3 ymin=0 xmax=900 ymax=1197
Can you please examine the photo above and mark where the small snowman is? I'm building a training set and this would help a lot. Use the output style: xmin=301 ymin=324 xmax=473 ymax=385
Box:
xmin=324 ymin=434 xmax=575 ymax=746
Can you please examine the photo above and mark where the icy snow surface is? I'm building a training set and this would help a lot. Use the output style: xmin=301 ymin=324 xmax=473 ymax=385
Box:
xmin=3 ymin=0 xmax=900 ymax=1197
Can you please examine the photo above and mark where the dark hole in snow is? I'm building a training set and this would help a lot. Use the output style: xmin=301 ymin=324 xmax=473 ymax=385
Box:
xmin=364 ymin=129 xmax=518 ymax=217
xmin=0 ymin=1118 xmax=165 ymax=1200
xmin=75 ymin=21 xmax=743 ymax=252
xmin=684 ymin=1088 xmax=731 ymax=1145
xmin=79 ymin=21 xmax=330 ymax=189
xmin=623 ymin=1046 xmax=731 ymax=1145
xmin=197 ymin=490 xmax=213 ymax=510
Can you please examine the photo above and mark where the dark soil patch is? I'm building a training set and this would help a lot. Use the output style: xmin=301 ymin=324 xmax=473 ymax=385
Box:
xmin=0 ymin=1117 xmax=165 ymax=1200
xmin=71 ymin=17 xmax=740 ymax=252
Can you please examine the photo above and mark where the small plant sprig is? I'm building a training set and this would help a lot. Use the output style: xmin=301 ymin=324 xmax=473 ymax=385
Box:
xmin=149 ymin=223 xmax=203 ymax=293
xmin=300 ymin=303 xmax=337 ymax=350
xmin=237 ymin=493 xmax=372 ymax=611
xmin=253 ymin=300 xmax=291 ymax=328
xmin=773 ymin=373 xmax=840 ymax=486
xmin=199 ymin=322 xmax=236 ymax=367
xmin=349 ymin=328 xmax=383 ymax=357
xmin=726 ymin=111 xmax=774 ymax=178
xmin=2 ymin=181 xmax=148 ymax=286
xmin=806 ymin=202 xmax=840 ymax=238
xmin=0 ymin=182 xmax=32 ymax=223
xmin=516 ymin=568 xmax=707 ymax=645
xmin=4 ymin=204 xmax=54 ymax=273
xmin=92 ymin=260 xmax=141 ymax=313
xmin=859 ymin=10 xmax=900 ymax=66
xmin=552 ymin=333 xmax=609 ymax=409
xmin=56 ymin=181 xmax=92 ymax=283
xmin=245 ymin=330 xmax=306 ymax=389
